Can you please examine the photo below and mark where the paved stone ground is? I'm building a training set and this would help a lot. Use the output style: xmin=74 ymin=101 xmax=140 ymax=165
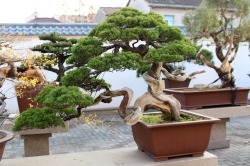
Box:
xmin=1 ymin=113 xmax=250 ymax=166
xmin=208 ymin=116 xmax=250 ymax=166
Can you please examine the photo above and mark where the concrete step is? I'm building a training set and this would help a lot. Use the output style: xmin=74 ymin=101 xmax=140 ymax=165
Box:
xmin=1 ymin=147 xmax=217 ymax=166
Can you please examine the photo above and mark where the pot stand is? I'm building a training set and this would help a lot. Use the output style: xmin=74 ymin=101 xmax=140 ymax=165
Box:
xmin=15 ymin=122 xmax=69 ymax=157
xmin=189 ymin=105 xmax=250 ymax=150
xmin=21 ymin=133 xmax=51 ymax=157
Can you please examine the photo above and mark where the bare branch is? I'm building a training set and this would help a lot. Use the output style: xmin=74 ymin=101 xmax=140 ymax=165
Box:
xmin=197 ymin=53 xmax=220 ymax=72
xmin=188 ymin=70 xmax=206 ymax=77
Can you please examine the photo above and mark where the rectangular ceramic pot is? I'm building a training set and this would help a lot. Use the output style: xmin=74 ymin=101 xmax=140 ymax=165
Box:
xmin=163 ymin=78 xmax=191 ymax=89
xmin=164 ymin=87 xmax=250 ymax=110
xmin=131 ymin=111 xmax=219 ymax=161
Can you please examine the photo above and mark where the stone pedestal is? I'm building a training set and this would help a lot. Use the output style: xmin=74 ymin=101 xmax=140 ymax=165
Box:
xmin=17 ymin=124 xmax=69 ymax=157
xmin=2 ymin=119 xmax=69 ymax=157
xmin=21 ymin=133 xmax=52 ymax=157
xmin=188 ymin=105 xmax=250 ymax=150
xmin=207 ymin=118 xmax=230 ymax=150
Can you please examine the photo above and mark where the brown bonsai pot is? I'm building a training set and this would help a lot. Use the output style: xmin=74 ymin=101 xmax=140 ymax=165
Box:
xmin=163 ymin=78 xmax=191 ymax=88
xmin=164 ymin=87 xmax=250 ymax=110
xmin=131 ymin=111 xmax=219 ymax=161
xmin=0 ymin=130 xmax=14 ymax=160
xmin=16 ymin=84 xmax=44 ymax=113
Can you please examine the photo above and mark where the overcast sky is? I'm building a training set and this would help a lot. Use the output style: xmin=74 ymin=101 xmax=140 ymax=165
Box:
xmin=0 ymin=0 xmax=127 ymax=23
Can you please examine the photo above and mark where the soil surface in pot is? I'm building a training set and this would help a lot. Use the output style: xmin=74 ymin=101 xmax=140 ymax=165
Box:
xmin=142 ymin=112 xmax=205 ymax=124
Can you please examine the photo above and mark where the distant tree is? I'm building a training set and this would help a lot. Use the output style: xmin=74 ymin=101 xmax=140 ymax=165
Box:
xmin=183 ymin=0 xmax=250 ymax=88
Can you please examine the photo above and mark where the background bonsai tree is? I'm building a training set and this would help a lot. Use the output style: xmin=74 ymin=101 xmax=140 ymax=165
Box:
xmin=0 ymin=42 xmax=47 ymax=87
xmin=13 ymin=7 xmax=201 ymax=130
xmin=13 ymin=85 xmax=94 ymax=131
xmin=31 ymin=32 xmax=77 ymax=82
xmin=183 ymin=0 xmax=250 ymax=88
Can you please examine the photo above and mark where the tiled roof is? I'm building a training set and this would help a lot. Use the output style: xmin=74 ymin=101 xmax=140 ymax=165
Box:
xmin=27 ymin=17 xmax=61 ymax=23
xmin=0 ymin=23 xmax=97 ymax=36
xmin=0 ymin=23 xmax=187 ymax=36
xmin=146 ymin=0 xmax=202 ymax=8
xmin=100 ymin=7 xmax=122 ymax=16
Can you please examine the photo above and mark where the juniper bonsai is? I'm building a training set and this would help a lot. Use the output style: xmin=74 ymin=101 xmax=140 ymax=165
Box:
xmin=31 ymin=32 xmax=78 ymax=82
xmin=14 ymin=7 xmax=202 ymax=130
xmin=65 ymin=7 xmax=201 ymax=122
xmin=183 ymin=0 xmax=250 ymax=88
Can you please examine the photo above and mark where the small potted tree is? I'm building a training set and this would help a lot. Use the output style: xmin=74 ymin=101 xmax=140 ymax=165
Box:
xmin=12 ymin=86 xmax=93 ymax=157
xmin=12 ymin=7 xmax=219 ymax=160
xmin=164 ymin=0 xmax=250 ymax=109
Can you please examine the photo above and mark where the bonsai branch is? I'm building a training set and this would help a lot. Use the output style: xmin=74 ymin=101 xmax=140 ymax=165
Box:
xmin=62 ymin=106 xmax=82 ymax=121
xmin=93 ymin=87 xmax=143 ymax=125
xmin=197 ymin=51 xmax=220 ymax=72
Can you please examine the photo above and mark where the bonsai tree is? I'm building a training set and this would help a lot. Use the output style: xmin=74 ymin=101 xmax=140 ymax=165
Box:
xmin=183 ymin=0 xmax=250 ymax=88
xmin=13 ymin=7 xmax=201 ymax=130
xmin=31 ymin=32 xmax=78 ymax=82
xmin=0 ymin=42 xmax=56 ymax=114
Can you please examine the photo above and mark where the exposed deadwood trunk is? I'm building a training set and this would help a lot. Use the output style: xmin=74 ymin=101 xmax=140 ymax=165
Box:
xmin=93 ymin=87 xmax=143 ymax=125
xmin=18 ymin=66 xmax=47 ymax=84
xmin=135 ymin=62 xmax=181 ymax=121
xmin=197 ymin=51 xmax=235 ymax=88
xmin=0 ymin=62 xmax=47 ymax=88
xmin=92 ymin=62 xmax=181 ymax=124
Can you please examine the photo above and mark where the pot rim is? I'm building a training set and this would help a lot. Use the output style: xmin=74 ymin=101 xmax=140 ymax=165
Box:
xmin=164 ymin=87 xmax=250 ymax=93
xmin=0 ymin=130 xmax=14 ymax=142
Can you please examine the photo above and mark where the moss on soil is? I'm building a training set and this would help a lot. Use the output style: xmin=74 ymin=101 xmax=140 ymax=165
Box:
xmin=142 ymin=112 xmax=204 ymax=125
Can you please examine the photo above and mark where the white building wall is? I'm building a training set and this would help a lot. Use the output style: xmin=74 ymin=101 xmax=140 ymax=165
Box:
xmin=151 ymin=7 xmax=192 ymax=26
xmin=93 ymin=9 xmax=107 ymax=23
xmin=2 ymin=37 xmax=250 ymax=113
xmin=128 ymin=0 xmax=151 ymax=13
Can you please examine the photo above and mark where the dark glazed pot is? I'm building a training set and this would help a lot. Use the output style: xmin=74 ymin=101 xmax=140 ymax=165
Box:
xmin=164 ymin=87 xmax=250 ymax=110
xmin=131 ymin=111 xmax=219 ymax=161
xmin=0 ymin=130 xmax=14 ymax=160
xmin=163 ymin=78 xmax=191 ymax=88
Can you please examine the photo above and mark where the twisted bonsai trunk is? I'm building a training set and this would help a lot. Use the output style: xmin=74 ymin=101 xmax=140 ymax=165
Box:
xmin=90 ymin=62 xmax=182 ymax=125
xmin=134 ymin=62 xmax=181 ymax=121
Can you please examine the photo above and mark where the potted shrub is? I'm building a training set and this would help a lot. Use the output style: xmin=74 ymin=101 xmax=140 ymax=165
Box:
xmin=11 ymin=7 xmax=219 ymax=160
xmin=12 ymin=85 xmax=94 ymax=157
xmin=164 ymin=0 xmax=250 ymax=109
xmin=0 ymin=42 xmax=50 ymax=113
xmin=15 ymin=70 xmax=47 ymax=113
xmin=14 ymin=33 xmax=78 ymax=113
